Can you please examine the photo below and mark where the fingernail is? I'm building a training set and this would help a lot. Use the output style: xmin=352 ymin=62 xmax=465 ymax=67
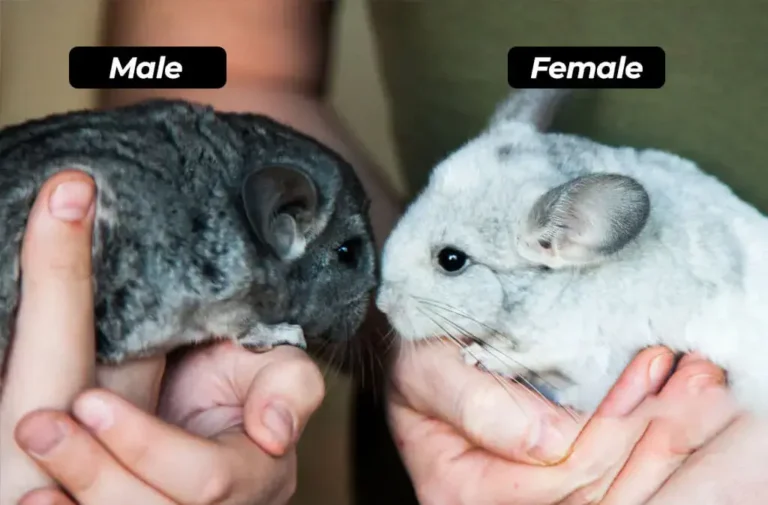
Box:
xmin=649 ymin=352 xmax=673 ymax=385
xmin=262 ymin=402 xmax=295 ymax=449
xmin=527 ymin=420 xmax=570 ymax=464
xmin=21 ymin=489 xmax=60 ymax=505
xmin=688 ymin=373 xmax=722 ymax=394
xmin=16 ymin=416 xmax=68 ymax=457
xmin=48 ymin=180 xmax=94 ymax=221
xmin=73 ymin=395 xmax=114 ymax=432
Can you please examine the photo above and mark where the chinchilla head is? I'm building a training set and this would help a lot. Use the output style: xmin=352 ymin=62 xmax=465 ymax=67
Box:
xmin=377 ymin=89 xmax=651 ymax=343
xmin=237 ymin=121 xmax=378 ymax=344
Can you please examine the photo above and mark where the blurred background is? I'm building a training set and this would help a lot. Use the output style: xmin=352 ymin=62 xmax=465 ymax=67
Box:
xmin=0 ymin=1 xmax=404 ymax=504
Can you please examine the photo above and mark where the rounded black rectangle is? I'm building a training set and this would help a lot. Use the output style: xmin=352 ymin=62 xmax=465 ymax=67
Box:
xmin=69 ymin=46 xmax=227 ymax=89
xmin=508 ymin=47 xmax=665 ymax=89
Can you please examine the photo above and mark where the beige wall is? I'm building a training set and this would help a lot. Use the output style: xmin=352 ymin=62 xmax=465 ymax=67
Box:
xmin=0 ymin=2 xmax=401 ymax=504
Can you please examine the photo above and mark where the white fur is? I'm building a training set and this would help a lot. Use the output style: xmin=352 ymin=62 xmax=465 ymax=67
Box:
xmin=377 ymin=89 xmax=768 ymax=415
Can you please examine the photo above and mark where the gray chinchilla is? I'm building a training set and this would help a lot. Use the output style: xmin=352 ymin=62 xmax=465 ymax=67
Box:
xmin=378 ymin=88 xmax=768 ymax=416
xmin=0 ymin=99 xmax=377 ymax=367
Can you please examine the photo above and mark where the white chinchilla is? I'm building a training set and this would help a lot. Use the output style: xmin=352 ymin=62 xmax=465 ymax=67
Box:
xmin=376 ymin=88 xmax=768 ymax=415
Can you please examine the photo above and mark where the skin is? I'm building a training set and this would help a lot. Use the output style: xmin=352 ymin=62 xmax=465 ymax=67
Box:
xmin=1 ymin=172 xmax=324 ymax=505
xmin=3 ymin=1 xmax=766 ymax=503
xmin=390 ymin=342 xmax=765 ymax=505
xmin=100 ymin=0 xmax=404 ymax=249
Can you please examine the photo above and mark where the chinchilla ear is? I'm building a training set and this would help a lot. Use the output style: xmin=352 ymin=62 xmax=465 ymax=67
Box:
xmin=242 ymin=165 xmax=319 ymax=261
xmin=520 ymin=173 xmax=651 ymax=267
xmin=488 ymin=89 xmax=571 ymax=132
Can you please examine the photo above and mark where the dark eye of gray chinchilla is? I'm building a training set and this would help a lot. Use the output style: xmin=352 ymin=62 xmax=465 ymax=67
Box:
xmin=336 ymin=237 xmax=363 ymax=267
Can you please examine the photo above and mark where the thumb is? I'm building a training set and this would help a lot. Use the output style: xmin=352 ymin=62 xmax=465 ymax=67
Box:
xmin=13 ymin=170 xmax=98 ymax=400
xmin=241 ymin=346 xmax=326 ymax=457
xmin=389 ymin=341 xmax=581 ymax=464
xmin=0 ymin=170 xmax=97 ymax=505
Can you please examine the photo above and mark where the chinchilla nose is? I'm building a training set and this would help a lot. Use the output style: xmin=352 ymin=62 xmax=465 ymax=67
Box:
xmin=375 ymin=283 xmax=400 ymax=314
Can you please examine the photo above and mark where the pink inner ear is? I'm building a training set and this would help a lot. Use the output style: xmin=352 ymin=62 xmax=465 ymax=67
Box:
xmin=523 ymin=236 xmax=556 ymax=260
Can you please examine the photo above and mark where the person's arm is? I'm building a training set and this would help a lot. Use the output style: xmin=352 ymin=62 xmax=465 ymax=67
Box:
xmin=102 ymin=0 xmax=403 ymax=247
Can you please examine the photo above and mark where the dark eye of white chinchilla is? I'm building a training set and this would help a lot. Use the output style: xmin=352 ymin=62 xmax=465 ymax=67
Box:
xmin=436 ymin=247 xmax=469 ymax=273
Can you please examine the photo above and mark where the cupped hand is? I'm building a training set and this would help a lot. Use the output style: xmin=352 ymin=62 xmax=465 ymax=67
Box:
xmin=15 ymin=343 xmax=324 ymax=505
xmin=388 ymin=340 xmax=752 ymax=505
xmin=0 ymin=170 xmax=326 ymax=505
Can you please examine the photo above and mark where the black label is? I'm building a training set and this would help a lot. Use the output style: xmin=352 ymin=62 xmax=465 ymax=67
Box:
xmin=69 ymin=46 xmax=227 ymax=89
xmin=508 ymin=47 xmax=665 ymax=89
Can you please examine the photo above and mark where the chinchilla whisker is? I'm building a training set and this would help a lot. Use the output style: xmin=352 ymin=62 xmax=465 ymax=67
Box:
xmin=417 ymin=308 xmax=528 ymax=414
xmin=362 ymin=342 xmax=373 ymax=390
xmin=321 ymin=345 xmax=335 ymax=378
xmin=367 ymin=334 xmax=379 ymax=375
xmin=350 ymin=332 xmax=365 ymax=389
xmin=400 ymin=333 xmax=415 ymax=373
xmin=382 ymin=333 xmax=397 ymax=356
xmin=315 ymin=339 xmax=331 ymax=357
xmin=380 ymin=326 xmax=399 ymax=355
xmin=422 ymin=306 xmax=559 ymax=414
xmin=415 ymin=307 xmax=466 ymax=352
xmin=415 ymin=307 xmax=468 ymax=352
xmin=315 ymin=340 xmax=335 ymax=376
xmin=319 ymin=354 xmax=334 ymax=381
xmin=423 ymin=316 xmax=568 ymax=422
xmin=412 ymin=296 xmax=507 ymax=340
xmin=363 ymin=343 xmax=377 ymax=395
xmin=368 ymin=345 xmax=385 ymax=402
xmin=503 ymin=372 xmax=560 ymax=414
xmin=418 ymin=300 xmax=562 ymax=394
xmin=371 ymin=329 xmax=390 ymax=373
xmin=416 ymin=301 xmax=499 ymax=348
xmin=328 ymin=342 xmax=343 ymax=381
xmin=420 ymin=306 xmax=557 ymax=398
xmin=562 ymin=405 xmax=580 ymax=422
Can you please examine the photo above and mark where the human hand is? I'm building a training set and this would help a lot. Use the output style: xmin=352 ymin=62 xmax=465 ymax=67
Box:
xmin=388 ymin=341 xmax=752 ymax=505
xmin=14 ymin=342 xmax=324 ymax=505
xmin=0 ymin=170 xmax=325 ymax=505
xmin=0 ymin=170 xmax=165 ymax=505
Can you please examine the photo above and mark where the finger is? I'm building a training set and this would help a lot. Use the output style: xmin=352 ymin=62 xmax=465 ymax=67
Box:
xmin=71 ymin=389 xmax=294 ymax=505
xmin=19 ymin=488 xmax=77 ymax=505
xmin=389 ymin=394 xmax=629 ymax=505
xmin=388 ymin=396 xmax=563 ymax=505
xmin=213 ymin=430 xmax=298 ymax=505
xmin=0 ymin=171 xmax=97 ymax=504
xmin=14 ymin=410 xmax=174 ymax=505
xmin=601 ymin=354 xmax=736 ymax=505
xmin=156 ymin=342 xmax=324 ymax=456
xmin=548 ymin=348 xmax=676 ymax=504
xmin=390 ymin=340 xmax=581 ymax=464
xmin=596 ymin=346 xmax=676 ymax=417
xmin=240 ymin=346 xmax=325 ymax=457
xmin=96 ymin=356 xmax=167 ymax=412
xmin=388 ymin=399 xmax=515 ymax=505
xmin=645 ymin=415 xmax=764 ymax=505
xmin=387 ymin=396 xmax=476 ymax=489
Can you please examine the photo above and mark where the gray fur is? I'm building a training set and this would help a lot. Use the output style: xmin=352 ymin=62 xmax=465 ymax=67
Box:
xmin=527 ymin=173 xmax=651 ymax=265
xmin=490 ymin=89 xmax=571 ymax=132
xmin=0 ymin=99 xmax=377 ymax=365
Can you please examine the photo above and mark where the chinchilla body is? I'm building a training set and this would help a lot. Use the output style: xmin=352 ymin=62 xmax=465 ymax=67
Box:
xmin=377 ymin=89 xmax=768 ymax=415
xmin=0 ymin=99 xmax=377 ymax=365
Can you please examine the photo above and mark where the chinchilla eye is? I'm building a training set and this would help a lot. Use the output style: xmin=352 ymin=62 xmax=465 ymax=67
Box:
xmin=437 ymin=247 xmax=469 ymax=273
xmin=336 ymin=237 xmax=362 ymax=267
